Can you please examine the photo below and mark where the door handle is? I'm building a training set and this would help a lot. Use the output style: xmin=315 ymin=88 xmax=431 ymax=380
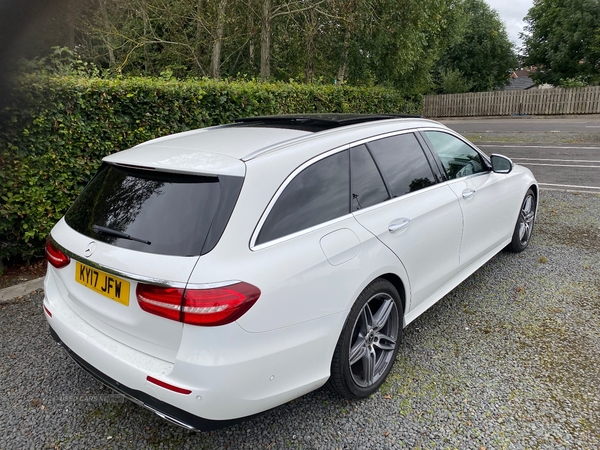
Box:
xmin=462 ymin=189 xmax=476 ymax=199
xmin=388 ymin=218 xmax=411 ymax=233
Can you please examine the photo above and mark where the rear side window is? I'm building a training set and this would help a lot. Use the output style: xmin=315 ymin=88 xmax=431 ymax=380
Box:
xmin=257 ymin=151 xmax=350 ymax=245
xmin=65 ymin=164 xmax=242 ymax=257
xmin=350 ymin=144 xmax=389 ymax=211
xmin=367 ymin=133 xmax=436 ymax=197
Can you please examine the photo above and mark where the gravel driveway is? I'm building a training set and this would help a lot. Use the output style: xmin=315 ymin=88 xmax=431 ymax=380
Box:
xmin=1 ymin=190 xmax=599 ymax=450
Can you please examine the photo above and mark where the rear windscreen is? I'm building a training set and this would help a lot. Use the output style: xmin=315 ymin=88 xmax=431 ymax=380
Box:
xmin=65 ymin=163 xmax=242 ymax=256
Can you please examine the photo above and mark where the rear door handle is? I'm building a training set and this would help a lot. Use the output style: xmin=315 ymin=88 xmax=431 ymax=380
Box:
xmin=388 ymin=218 xmax=411 ymax=233
xmin=462 ymin=189 xmax=476 ymax=199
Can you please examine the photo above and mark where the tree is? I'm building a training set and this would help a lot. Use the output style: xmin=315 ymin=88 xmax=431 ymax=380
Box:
xmin=14 ymin=0 xmax=468 ymax=93
xmin=522 ymin=0 xmax=600 ymax=85
xmin=325 ymin=0 xmax=465 ymax=92
xmin=436 ymin=0 xmax=517 ymax=92
xmin=258 ymin=0 xmax=326 ymax=80
xmin=438 ymin=69 xmax=474 ymax=93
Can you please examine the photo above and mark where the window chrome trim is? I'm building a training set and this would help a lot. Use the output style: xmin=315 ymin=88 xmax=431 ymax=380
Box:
xmin=250 ymin=127 xmax=435 ymax=250
xmin=444 ymin=170 xmax=494 ymax=186
xmin=49 ymin=236 xmax=239 ymax=289
xmin=346 ymin=127 xmax=421 ymax=149
xmin=251 ymin=213 xmax=356 ymax=251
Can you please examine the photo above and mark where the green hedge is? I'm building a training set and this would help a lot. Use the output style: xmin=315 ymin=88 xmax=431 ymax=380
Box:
xmin=0 ymin=75 xmax=421 ymax=261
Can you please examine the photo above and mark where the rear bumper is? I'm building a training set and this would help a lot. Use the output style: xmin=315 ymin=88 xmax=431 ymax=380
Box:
xmin=48 ymin=326 xmax=247 ymax=431
xmin=44 ymin=268 xmax=342 ymax=428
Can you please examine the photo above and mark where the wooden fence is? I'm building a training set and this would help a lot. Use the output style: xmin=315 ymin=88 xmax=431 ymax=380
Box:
xmin=423 ymin=86 xmax=600 ymax=117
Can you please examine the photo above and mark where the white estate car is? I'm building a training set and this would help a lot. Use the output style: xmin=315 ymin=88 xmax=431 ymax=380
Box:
xmin=44 ymin=114 xmax=538 ymax=430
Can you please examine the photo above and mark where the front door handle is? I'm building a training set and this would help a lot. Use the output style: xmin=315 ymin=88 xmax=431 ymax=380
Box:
xmin=462 ymin=189 xmax=476 ymax=199
xmin=388 ymin=218 xmax=411 ymax=233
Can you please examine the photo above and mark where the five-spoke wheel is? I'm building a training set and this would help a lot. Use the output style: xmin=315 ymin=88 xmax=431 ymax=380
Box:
xmin=508 ymin=188 xmax=537 ymax=253
xmin=328 ymin=279 xmax=402 ymax=398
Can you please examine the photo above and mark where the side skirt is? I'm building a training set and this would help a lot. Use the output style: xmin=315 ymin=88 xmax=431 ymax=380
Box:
xmin=403 ymin=238 xmax=511 ymax=326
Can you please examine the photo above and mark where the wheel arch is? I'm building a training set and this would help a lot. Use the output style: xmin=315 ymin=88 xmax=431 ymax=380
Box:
xmin=529 ymin=183 xmax=539 ymax=202
xmin=377 ymin=273 xmax=407 ymax=324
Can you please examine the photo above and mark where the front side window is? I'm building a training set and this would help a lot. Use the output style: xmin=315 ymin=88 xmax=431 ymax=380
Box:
xmin=424 ymin=131 xmax=486 ymax=180
xmin=257 ymin=151 xmax=350 ymax=245
xmin=367 ymin=133 xmax=436 ymax=197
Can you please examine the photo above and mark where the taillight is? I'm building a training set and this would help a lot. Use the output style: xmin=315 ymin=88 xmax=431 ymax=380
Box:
xmin=182 ymin=283 xmax=261 ymax=326
xmin=45 ymin=239 xmax=71 ymax=269
xmin=136 ymin=285 xmax=183 ymax=322
xmin=136 ymin=282 xmax=260 ymax=326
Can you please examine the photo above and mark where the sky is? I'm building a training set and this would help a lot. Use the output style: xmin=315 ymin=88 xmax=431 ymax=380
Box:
xmin=485 ymin=0 xmax=534 ymax=49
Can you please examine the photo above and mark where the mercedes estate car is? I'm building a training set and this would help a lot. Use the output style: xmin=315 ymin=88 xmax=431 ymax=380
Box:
xmin=43 ymin=114 xmax=538 ymax=430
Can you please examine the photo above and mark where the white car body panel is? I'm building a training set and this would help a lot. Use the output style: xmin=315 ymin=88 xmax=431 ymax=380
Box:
xmin=353 ymin=183 xmax=463 ymax=312
xmin=445 ymin=171 xmax=513 ymax=266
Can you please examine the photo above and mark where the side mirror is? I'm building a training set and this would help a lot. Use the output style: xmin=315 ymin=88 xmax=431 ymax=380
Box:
xmin=491 ymin=154 xmax=513 ymax=174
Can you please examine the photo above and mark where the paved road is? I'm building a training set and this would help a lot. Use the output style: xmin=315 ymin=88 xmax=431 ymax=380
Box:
xmin=478 ymin=143 xmax=600 ymax=194
xmin=438 ymin=117 xmax=600 ymax=194
xmin=441 ymin=116 xmax=600 ymax=133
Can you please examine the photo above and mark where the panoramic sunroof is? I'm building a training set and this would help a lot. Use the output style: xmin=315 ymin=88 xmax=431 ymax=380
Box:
xmin=233 ymin=114 xmax=422 ymax=133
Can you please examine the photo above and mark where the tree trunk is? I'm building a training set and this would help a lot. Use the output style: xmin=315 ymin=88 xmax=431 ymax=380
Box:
xmin=98 ymin=0 xmax=115 ymax=67
xmin=260 ymin=0 xmax=271 ymax=80
xmin=210 ymin=0 xmax=228 ymax=78
xmin=305 ymin=9 xmax=317 ymax=83
xmin=195 ymin=0 xmax=206 ymax=74
xmin=248 ymin=12 xmax=255 ymax=69
xmin=336 ymin=29 xmax=351 ymax=84
xmin=336 ymin=61 xmax=347 ymax=84
xmin=66 ymin=0 xmax=76 ymax=50
xmin=140 ymin=1 xmax=151 ymax=74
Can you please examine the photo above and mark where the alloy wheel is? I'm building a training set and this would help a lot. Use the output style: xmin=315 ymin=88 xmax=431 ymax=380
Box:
xmin=348 ymin=293 xmax=399 ymax=388
xmin=518 ymin=194 xmax=536 ymax=246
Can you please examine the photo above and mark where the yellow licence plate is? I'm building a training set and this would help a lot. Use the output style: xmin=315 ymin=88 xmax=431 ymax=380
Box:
xmin=75 ymin=261 xmax=130 ymax=306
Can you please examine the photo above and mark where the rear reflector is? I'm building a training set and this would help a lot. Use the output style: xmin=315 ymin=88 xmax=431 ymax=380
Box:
xmin=146 ymin=376 xmax=192 ymax=395
xmin=45 ymin=239 xmax=71 ymax=269
xmin=43 ymin=305 xmax=52 ymax=317
xmin=136 ymin=282 xmax=261 ymax=327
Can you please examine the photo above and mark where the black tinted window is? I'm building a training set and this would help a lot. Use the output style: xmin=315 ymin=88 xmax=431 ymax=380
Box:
xmin=350 ymin=145 xmax=389 ymax=211
xmin=424 ymin=131 xmax=485 ymax=179
xmin=367 ymin=133 xmax=436 ymax=197
xmin=257 ymin=151 xmax=350 ymax=244
xmin=65 ymin=164 xmax=242 ymax=256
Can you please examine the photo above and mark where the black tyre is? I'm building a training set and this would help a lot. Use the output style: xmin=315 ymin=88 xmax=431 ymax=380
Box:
xmin=328 ymin=279 xmax=403 ymax=399
xmin=507 ymin=188 xmax=536 ymax=253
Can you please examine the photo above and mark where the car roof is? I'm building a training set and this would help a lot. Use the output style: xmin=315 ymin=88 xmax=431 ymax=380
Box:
xmin=103 ymin=116 xmax=447 ymax=176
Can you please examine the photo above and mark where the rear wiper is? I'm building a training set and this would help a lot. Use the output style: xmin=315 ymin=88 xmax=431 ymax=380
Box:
xmin=92 ymin=224 xmax=151 ymax=245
